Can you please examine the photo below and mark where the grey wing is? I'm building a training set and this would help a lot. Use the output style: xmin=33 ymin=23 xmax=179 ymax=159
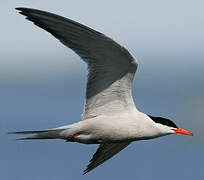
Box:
xmin=83 ymin=142 xmax=131 ymax=174
xmin=16 ymin=8 xmax=138 ymax=120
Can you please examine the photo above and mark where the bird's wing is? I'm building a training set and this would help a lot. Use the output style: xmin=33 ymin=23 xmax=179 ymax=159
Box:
xmin=16 ymin=8 xmax=138 ymax=120
xmin=84 ymin=142 xmax=131 ymax=174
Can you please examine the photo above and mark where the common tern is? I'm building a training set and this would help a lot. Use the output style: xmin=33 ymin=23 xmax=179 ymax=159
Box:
xmin=11 ymin=7 xmax=194 ymax=174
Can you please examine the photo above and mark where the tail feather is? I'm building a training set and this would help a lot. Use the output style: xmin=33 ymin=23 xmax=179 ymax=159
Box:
xmin=9 ymin=128 xmax=67 ymax=140
xmin=16 ymin=135 xmax=55 ymax=140
xmin=8 ymin=130 xmax=52 ymax=134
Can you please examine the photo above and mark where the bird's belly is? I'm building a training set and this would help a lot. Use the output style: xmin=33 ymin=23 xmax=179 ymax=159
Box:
xmin=83 ymin=120 xmax=147 ymax=143
xmin=89 ymin=129 xmax=162 ymax=143
xmin=74 ymin=115 xmax=161 ymax=144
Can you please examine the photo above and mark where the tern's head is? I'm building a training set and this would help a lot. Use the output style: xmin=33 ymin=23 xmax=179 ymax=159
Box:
xmin=148 ymin=115 xmax=194 ymax=136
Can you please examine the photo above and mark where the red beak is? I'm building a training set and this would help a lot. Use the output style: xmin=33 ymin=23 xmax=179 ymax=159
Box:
xmin=173 ymin=128 xmax=194 ymax=136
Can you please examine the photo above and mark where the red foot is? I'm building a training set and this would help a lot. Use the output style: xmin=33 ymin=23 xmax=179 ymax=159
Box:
xmin=73 ymin=133 xmax=80 ymax=137
xmin=66 ymin=133 xmax=80 ymax=141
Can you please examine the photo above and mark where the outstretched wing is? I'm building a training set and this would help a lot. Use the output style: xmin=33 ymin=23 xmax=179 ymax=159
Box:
xmin=84 ymin=142 xmax=131 ymax=174
xmin=16 ymin=8 xmax=138 ymax=120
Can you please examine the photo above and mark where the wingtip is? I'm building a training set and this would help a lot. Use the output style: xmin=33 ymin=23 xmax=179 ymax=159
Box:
xmin=83 ymin=169 xmax=88 ymax=175
xmin=15 ymin=7 xmax=28 ymax=17
xmin=15 ymin=7 xmax=33 ymax=15
xmin=83 ymin=166 xmax=93 ymax=175
xmin=15 ymin=7 xmax=25 ymax=11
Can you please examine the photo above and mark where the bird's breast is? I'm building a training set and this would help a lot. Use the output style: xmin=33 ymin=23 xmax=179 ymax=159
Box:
xmin=74 ymin=112 xmax=161 ymax=144
xmin=81 ymin=118 xmax=153 ymax=143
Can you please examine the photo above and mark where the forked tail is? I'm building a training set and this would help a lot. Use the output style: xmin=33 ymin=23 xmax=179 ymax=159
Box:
xmin=9 ymin=128 xmax=68 ymax=140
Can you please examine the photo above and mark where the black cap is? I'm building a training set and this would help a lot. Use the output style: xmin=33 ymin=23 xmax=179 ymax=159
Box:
xmin=147 ymin=115 xmax=178 ymax=128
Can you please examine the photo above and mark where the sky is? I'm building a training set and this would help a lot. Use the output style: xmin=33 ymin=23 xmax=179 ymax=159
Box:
xmin=1 ymin=0 xmax=204 ymax=179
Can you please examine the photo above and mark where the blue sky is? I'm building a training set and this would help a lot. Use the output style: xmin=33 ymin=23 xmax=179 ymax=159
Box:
xmin=1 ymin=0 xmax=204 ymax=179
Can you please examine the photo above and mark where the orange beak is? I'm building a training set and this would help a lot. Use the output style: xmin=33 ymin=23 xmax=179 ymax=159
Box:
xmin=173 ymin=128 xmax=194 ymax=136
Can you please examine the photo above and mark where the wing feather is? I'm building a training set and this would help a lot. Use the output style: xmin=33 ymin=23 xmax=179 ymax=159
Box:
xmin=16 ymin=8 xmax=138 ymax=120
xmin=83 ymin=142 xmax=131 ymax=174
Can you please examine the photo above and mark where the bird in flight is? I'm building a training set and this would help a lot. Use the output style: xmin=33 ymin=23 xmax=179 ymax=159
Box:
xmin=12 ymin=7 xmax=194 ymax=174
